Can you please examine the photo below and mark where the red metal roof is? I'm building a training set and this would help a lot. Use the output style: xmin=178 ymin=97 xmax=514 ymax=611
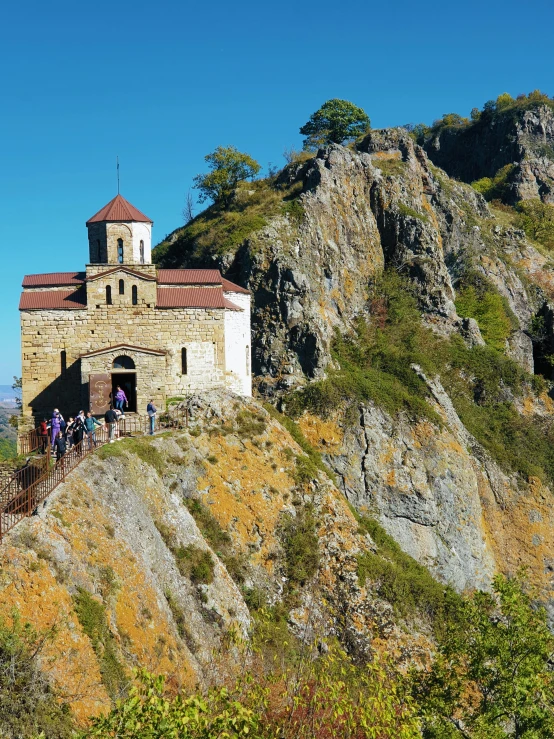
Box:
xmin=22 ymin=272 xmax=85 ymax=287
xmin=157 ymin=269 xmax=250 ymax=294
xmin=86 ymin=194 xmax=152 ymax=225
xmin=223 ymin=298 xmax=242 ymax=311
xmin=221 ymin=277 xmax=250 ymax=294
xmin=157 ymin=269 xmax=222 ymax=285
xmin=156 ymin=287 xmax=228 ymax=309
xmin=19 ymin=289 xmax=86 ymax=310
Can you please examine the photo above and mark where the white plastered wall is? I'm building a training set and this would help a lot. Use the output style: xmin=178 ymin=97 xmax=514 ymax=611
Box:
xmin=130 ymin=222 xmax=152 ymax=264
xmin=223 ymin=292 xmax=252 ymax=396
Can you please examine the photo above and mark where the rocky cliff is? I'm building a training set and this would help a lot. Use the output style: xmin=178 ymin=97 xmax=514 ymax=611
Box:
xmin=153 ymin=109 xmax=554 ymax=617
xmin=1 ymin=393 xmax=435 ymax=723
xmin=422 ymin=102 xmax=554 ymax=204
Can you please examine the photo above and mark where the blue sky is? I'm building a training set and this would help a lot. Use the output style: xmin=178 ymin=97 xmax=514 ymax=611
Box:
xmin=1 ymin=0 xmax=553 ymax=383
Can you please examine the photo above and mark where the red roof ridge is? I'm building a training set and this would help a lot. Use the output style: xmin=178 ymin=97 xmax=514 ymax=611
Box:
xmin=86 ymin=194 xmax=152 ymax=225
xmin=87 ymin=267 xmax=157 ymax=282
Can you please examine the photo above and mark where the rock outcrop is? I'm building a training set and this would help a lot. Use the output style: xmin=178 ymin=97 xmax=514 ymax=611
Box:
xmin=423 ymin=104 xmax=554 ymax=203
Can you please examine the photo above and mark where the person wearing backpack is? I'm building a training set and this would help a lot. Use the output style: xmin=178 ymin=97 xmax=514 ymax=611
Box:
xmin=85 ymin=412 xmax=103 ymax=449
xmin=73 ymin=411 xmax=85 ymax=453
xmin=39 ymin=419 xmax=48 ymax=453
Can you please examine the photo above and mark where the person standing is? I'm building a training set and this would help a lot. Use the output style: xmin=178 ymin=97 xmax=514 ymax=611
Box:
xmin=85 ymin=412 xmax=103 ymax=449
xmin=54 ymin=431 xmax=67 ymax=465
xmin=114 ymin=386 xmax=127 ymax=412
xmin=146 ymin=399 xmax=157 ymax=435
xmin=73 ymin=411 xmax=85 ymax=453
xmin=39 ymin=419 xmax=48 ymax=453
xmin=50 ymin=409 xmax=62 ymax=451
xmin=105 ymin=407 xmax=118 ymax=442
xmin=65 ymin=417 xmax=75 ymax=449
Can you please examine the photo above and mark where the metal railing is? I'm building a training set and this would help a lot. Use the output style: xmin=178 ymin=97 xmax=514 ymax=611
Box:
xmin=2 ymin=409 xmax=189 ymax=542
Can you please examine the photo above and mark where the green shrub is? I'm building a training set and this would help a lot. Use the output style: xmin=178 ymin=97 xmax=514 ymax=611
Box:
xmin=455 ymin=271 xmax=518 ymax=351
xmin=184 ymin=498 xmax=248 ymax=585
xmin=515 ymin=198 xmax=554 ymax=248
xmin=356 ymin=516 xmax=461 ymax=632
xmin=0 ymin=612 xmax=74 ymax=738
xmin=174 ymin=545 xmax=215 ymax=584
xmin=471 ymin=163 xmax=515 ymax=201
xmin=398 ymin=203 xmax=428 ymax=222
xmin=279 ymin=504 xmax=319 ymax=590
xmin=73 ymin=588 xmax=127 ymax=700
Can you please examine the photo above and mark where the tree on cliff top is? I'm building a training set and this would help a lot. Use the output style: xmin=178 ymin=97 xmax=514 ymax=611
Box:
xmin=193 ymin=146 xmax=261 ymax=206
xmin=299 ymin=99 xmax=370 ymax=150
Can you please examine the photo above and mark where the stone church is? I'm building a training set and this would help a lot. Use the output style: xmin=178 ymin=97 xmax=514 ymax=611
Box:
xmin=19 ymin=194 xmax=251 ymax=428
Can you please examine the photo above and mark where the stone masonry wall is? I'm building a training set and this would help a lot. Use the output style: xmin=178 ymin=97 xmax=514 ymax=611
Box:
xmin=20 ymin=303 xmax=227 ymax=421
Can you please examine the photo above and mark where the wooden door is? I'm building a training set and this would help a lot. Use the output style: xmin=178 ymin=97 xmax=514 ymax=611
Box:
xmin=89 ymin=373 xmax=112 ymax=415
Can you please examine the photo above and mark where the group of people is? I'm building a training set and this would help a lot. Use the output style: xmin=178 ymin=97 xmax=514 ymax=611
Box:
xmin=38 ymin=388 xmax=158 ymax=464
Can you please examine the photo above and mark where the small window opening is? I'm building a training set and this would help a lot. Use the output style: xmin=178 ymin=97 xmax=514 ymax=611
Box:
xmin=246 ymin=345 xmax=250 ymax=376
xmin=117 ymin=238 xmax=124 ymax=264
xmin=181 ymin=348 xmax=188 ymax=375
xmin=106 ymin=285 xmax=112 ymax=305
xmin=113 ymin=355 xmax=135 ymax=369
xmin=61 ymin=350 xmax=67 ymax=374
xmin=119 ymin=279 xmax=124 ymax=295
xmin=132 ymin=285 xmax=138 ymax=305
xmin=140 ymin=240 xmax=145 ymax=264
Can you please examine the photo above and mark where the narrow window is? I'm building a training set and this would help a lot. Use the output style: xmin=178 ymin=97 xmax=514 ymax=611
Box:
xmin=119 ymin=279 xmax=125 ymax=295
xmin=140 ymin=240 xmax=145 ymax=264
xmin=246 ymin=345 xmax=250 ymax=376
xmin=117 ymin=238 xmax=124 ymax=264
xmin=132 ymin=285 xmax=138 ymax=305
xmin=61 ymin=350 xmax=67 ymax=373
xmin=96 ymin=239 xmax=101 ymax=261
xmin=181 ymin=348 xmax=188 ymax=375
xmin=106 ymin=285 xmax=112 ymax=305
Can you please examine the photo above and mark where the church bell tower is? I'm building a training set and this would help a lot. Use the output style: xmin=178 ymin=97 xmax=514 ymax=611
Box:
xmin=86 ymin=194 xmax=153 ymax=266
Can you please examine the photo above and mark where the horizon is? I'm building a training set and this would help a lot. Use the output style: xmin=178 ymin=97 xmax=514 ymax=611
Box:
xmin=2 ymin=0 xmax=553 ymax=383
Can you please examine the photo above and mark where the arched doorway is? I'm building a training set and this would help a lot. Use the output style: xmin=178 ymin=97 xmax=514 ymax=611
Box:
xmin=112 ymin=356 xmax=137 ymax=412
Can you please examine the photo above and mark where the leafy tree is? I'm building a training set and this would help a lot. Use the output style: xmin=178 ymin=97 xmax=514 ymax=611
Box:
xmin=412 ymin=574 xmax=554 ymax=738
xmin=0 ymin=611 xmax=74 ymax=738
xmin=299 ymin=99 xmax=370 ymax=150
xmin=515 ymin=199 xmax=554 ymax=248
xmin=193 ymin=146 xmax=261 ymax=205
xmin=496 ymin=92 xmax=515 ymax=110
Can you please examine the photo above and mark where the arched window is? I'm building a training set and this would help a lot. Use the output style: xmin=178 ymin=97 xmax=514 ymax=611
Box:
xmin=140 ymin=240 xmax=145 ymax=264
xmin=119 ymin=279 xmax=125 ymax=295
xmin=113 ymin=356 xmax=135 ymax=369
xmin=246 ymin=345 xmax=250 ymax=376
xmin=117 ymin=238 xmax=124 ymax=264
xmin=106 ymin=285 xmax=112 ymax=305
xmin=181 ymin=348 xmax=188 ymax=375
xmin=132 ymin=285 xmax=138 ymax=305
xmin=61 ymin=350 xmax=67 ymax=373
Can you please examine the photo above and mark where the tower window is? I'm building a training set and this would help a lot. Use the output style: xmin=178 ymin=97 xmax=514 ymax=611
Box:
xmin=119 ymin=279 xmax=125 ymax=295
xmin=132 ymin=285 xmax=138 ymax=305
xmin=117 ymin=238 xmax=124 ymax=264
xmin=181 ymin=348 xmax=188 ymax=375
xmin=61 ymin=350 xmax=67 ymax=373
xmin=96 ymin=239 xmax=101 ymax=261
xmin=106 ymin=285 xmax=112 ymax=305
xmin=140 ymin=240 xmax=145 ymax=264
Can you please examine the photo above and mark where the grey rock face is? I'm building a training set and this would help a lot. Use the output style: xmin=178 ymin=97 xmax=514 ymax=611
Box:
xmin=424 ymin=104 xmax=554 ymax=204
